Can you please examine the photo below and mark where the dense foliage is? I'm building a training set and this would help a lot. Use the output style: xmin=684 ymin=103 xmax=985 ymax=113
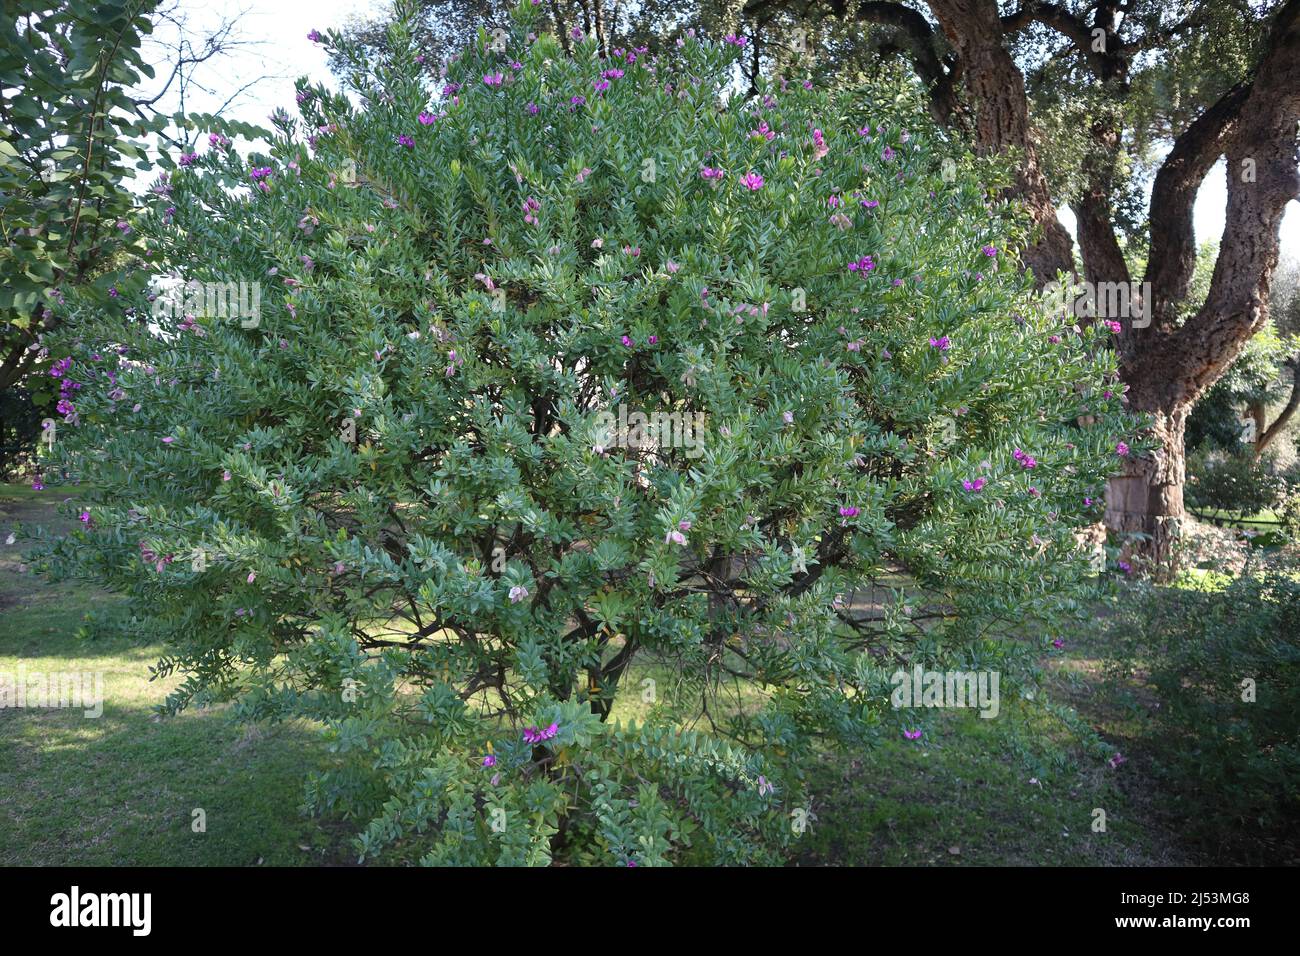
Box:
xmin=0 ymin=0 xmax=161 ymax=381
xmin=28 ymin=3 xmax=1133 ymax=865
xmin=1185 ymin=449 xmax=1290 ymax=518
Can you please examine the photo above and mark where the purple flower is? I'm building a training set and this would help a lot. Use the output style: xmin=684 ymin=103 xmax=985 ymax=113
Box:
xmin=1013 ymin=448 xmax=1037 ymax=469
xmin=508 ymin=584 xmax=529 ymax=603
xmin=1052 ymin=637 xmax=1064 ymax=649
xmin=847 ymin=255 xmax=875 ymax=274
xmin=699 ymin=166 xmax=725 ymax=181
xmin=32 ymin=477 xmax=44 ymax=491
xmin=982 ymin=245 xmax=997 ymax=257
xmin=482 ymin=754 xmax=497 ymax=768
xmin=903 ymin=729 xmax=922 ymax=740
xmin=483 ymin=72 xmax=504 ymax=87
xmin=962 ymin=478 xmax=986 ymax=492
xmin=307 ymin=29 xmax=322 ymax=42
xmin=741 ymin=171 xmax=764 ymax=190
xmin=929 ymin=336 xmax=950 ymax=351
xmin=418 ymin=111 xmax=437 ymax=125
xmin=522 ymin=722 xmax=559 ymax=744
xmin=838 ymin=506 xmax=860 ymax=518
xmin=1115 ymin=441 xmax=1130 ymax=457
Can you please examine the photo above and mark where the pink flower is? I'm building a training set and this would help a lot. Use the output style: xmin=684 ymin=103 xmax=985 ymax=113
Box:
xmin=247 ymin=571 xmax=256 ymax=584
xmin=1013 ymin=448 xmax=1037 ymax=469
xmin=929 ymin=336 xmax=950 ymax=351
xmin=903 ymin=729 xmax=922 ymax=740
xmin=838 ymin=506 xmax=859 ymax=518
xmin=699 ymin=166 xmax=725 ymax=181
xmin=1115 ymin=441 xmax=1130 ymax=457
xmin=1052 ymin=637 xmax=1064 ymax=649
xmin=847 ymin=255 xmax=875 ymax=274
xmin=962 ymin=478 xmax=986 ymax=492
xmin=740 ymin=171 xmax=764 ymax=190
xmin=483 ymin=72 xmax=504 ymax=87
xmin=811 ymin=128 xmax=828 ymax=160
xmin=522 ymin=722 xmax=559 ymax=744
xmin=1108 ymin=752 xmax=1127 ymax=769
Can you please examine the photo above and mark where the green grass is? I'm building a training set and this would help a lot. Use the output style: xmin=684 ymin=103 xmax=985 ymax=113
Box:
xmin=0 ymin=483 xmax=1198 ymax=866
xmin=0 ymin=484 xmax=342 ymax=866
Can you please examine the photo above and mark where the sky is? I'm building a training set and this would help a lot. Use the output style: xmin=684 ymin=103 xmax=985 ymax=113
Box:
xmin=139 ymin=0 xmax=1299 ymax=265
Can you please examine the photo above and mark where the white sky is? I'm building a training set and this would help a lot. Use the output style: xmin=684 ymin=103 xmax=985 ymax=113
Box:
xmin=140 ymin=0 xmax=1298 ymax=264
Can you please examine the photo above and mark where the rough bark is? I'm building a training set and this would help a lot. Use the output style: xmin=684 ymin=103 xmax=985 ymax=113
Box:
xmin=1105 ymin=404 xmax=1186 ymax=577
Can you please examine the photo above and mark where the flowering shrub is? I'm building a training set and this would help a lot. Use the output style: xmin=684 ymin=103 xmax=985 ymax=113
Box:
xmin=29 ymin=3 xmax=1132 ymax=865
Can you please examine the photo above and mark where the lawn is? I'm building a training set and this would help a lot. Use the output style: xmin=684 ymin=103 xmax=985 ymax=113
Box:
xmin=0 ymin=482 xmax=1201 ymax=866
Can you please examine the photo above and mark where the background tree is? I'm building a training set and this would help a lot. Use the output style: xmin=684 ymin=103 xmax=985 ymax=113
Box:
xmin=1 ymin=0 xmax=266 ymax=475
xmin=737 ymin=0 xmax=1300 ymax=574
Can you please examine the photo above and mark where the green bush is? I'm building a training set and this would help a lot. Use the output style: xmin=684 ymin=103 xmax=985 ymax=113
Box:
xmin=1185 ymin=447 xmax=1288 ymax=517
xmin=27 ymin=2 xmax=1131 ymax=865
xmin=1100 ymin=562 xmax=1300 ymax=856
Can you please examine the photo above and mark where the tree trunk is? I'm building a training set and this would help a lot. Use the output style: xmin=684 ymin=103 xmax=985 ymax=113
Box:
xmin=925 ymin=0 xmax=1075 ymax=285
xmin=1104 ymin=402 xmax=1187 ymax=580
xmin=1255 ymin=357 xmax=1300 ymax=457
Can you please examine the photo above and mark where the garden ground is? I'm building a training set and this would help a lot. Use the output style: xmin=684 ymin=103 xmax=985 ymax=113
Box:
xmin=0 ymin=484 xmax=1231 ymax=866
